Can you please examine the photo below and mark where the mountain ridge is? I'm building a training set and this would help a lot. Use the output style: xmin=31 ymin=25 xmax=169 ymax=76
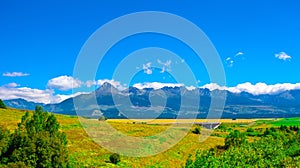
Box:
xmin=4 ymin=82 xmax=300 ymax=119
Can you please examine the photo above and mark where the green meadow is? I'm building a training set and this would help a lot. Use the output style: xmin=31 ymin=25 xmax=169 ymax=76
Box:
xmin=1 ymin=107 xmax=299 ymax=167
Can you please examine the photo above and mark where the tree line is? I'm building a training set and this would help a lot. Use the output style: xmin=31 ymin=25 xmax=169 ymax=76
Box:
xmin=185 ymin=125 xmax=300 ymax=167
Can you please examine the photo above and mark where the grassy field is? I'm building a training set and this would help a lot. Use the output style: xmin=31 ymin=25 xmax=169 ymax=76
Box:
xmin=271 ymin=118 xmax=300 ymax=126
xmin=107 ymin=118 xmax=258 ymax=124
xmin=0 ymin=107 xmax=298 ymax=167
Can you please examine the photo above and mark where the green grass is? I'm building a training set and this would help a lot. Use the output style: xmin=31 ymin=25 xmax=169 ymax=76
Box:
xmin=0 ymin=108 xmax=225 ymax=167
xmin=271 ymin=118 xmax=300 ymax=126
xmin=2 ymin=108 xmax=297 ymax=167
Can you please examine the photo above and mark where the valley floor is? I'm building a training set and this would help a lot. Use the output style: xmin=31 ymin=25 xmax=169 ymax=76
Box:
xmin=1 ymin=108 xmax=299 ymax=167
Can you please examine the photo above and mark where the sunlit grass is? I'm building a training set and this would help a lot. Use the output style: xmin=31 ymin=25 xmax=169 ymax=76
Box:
xmin=1 ymin=108 xmax=293 ymax=167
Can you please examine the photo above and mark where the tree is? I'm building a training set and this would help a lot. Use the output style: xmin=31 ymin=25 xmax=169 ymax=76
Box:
xmin=98 ymin=115 xmax=107 ymax=121
xmin=246 ymin=127 xmax=254 ymax=132
xmin=224 ymin=130 xmax=246 ymax=149
xmin=192 ymin=127 xmax=201 ymax=134
xmin=0 ymin=99 xmax=6 ymax=109
xmin=109 ymin=153 xmax=120 ymax=164
xmin=0 ymin=127 xmax=10 ymax=163
xmin=184 ymin=127 xmax=300 ymax=168
xmin=1 ymin=106 xmax=69 ymax=167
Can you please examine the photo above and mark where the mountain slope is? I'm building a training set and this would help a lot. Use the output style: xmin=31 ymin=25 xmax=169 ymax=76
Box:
xmin=4 ymin=83 xmax=300 ymax=118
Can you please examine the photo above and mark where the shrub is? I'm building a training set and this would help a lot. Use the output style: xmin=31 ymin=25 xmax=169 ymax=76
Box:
xmin=0 ymin=106 xmax=69 ymax=167
xmin=109 ymin=153 xmax=120 ymax=164
xmin=192 ymin=127 xmax=201 ymax=134
xmin=98 ymin=116 xmax=107 ymax=121
xmin=217 ymin=124 xmax=227 ymax=131
xmin=224 ymin=130 xmax=246 ymax=149
xmin=0 ymin=99 xmax=6 ymax=109
xmin=0 ymin=127 xmax=10 ymax=157
xmin=246 ymin=127 xmax=254 ymax=132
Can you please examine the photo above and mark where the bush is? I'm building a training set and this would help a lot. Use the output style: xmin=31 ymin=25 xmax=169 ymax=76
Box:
xmin=0 ymin=99 xmax=6 ymax=109
xmin=185 ymin=127 xmax=300 ymax=168
xmin=192 ymin=127 xmax=201 ymax=134
xmin=109 ymin=153 xmax=120 ymax=164
xmin=98 ymin=116 xmax=107 ymax=121
xmin=0 ymin=127 xmax=10 ymax=157
xmin=246 ymin=127 xmax=254 ymax=132
xmin=224 ymin=130 xmax=246 ymax=149
xmin=0 ymin=106 xmax=69 ymax=167
xmin=217 ymin=124 xmax=227 ymax=131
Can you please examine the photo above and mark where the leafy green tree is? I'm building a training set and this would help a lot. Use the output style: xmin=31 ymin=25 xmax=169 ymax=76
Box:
xmin=0 ymin=127 xmax=10 ymax=164
xmin=109 ymin=153 xmax=121 ymax=164
xmin=246 ymin=127 xmax=254 ymax=132
xmin=0 ymin=99 xmax=6 ymax=109
xmin=2 ymin=106 xmax=69 ymax=167
xmin=217 ymin=124 xmax=227 ymax=132
xmin=185 ymin=127 xmax=300 ymax=168
xmin=224 ymin=130 xmax=246 ymax=149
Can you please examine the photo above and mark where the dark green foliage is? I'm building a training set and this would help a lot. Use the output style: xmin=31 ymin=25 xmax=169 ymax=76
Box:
xmin=109 ymin=153 xmax=120 ymax=164
xmin=0 ymin=99 xmax=6 ymax=109
xmin=192 ymin=127 xmax=201 ymax=134
xmin=185 ymin=127 xmax=300 ymax=167
xmin=245 ymin=127 xmax=263 ymax=137
xmin=217 ymin=124 xmax=227 ymax=132
xmin=0 ymin=127 xmax=10 ymax=159
xmin=98 ymin=115 xmax=107 ymax=121
xmin=246 ymin=127 xmax=254 ymax=132
xmin=0 ymin=106 xmax=69 ymax=167
xmin=224 ymin=130 xmax=246 ymax=149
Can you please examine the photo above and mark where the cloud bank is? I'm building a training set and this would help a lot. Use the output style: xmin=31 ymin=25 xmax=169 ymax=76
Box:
xmin=2 ymin=77 xmax=300 ymax=104
xmin=133 ymin=82 xmax=184 ymax=90
xmin=201 ymin=82 xmax=300 ymax=95
xmin=0 ymin=83 xmax=87 ymax=104
xmin=47 ymin=75 xmax=83 ymax=91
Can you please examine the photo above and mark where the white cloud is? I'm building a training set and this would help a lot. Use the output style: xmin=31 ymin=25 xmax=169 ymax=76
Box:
xmin=201 ymin=82 xmax=300 ymax=95
xmin=85 ymin=80 xmax=95 ymax=88
xmin=0 ymin=83 xmax=89 ymax=104
xmin=133 ymin=82 xmax=184 ymax=90
xmin=55 ymin=92 xmax=90 ymax=102
xmin=160 ymin=66 xmax=166 ymax=73
xmin=96 ymin=79 xmax=126 ymax=90
xmin=235 ymin=52 xmax=244 ymax=56
xmin=275 ymin=52 xmax=292 ymax=61
xmin=86 ymin=79 xmax=126 ymax=90
xmin=186 ymin=86 xmax=196 ymax=91
xmin=3 ymin=82 xmax=20 ymax=88
xmin=225 ymin=51 xmax=245 ymax=67
xmin=142 ymin=62 xmax=152 ymax=75
xmin=157 ymin=59 xmax=172 ymax=73
xmin=201 ymin=83 xmax=229 ymax=91
xmin=3 ymin=72 xmax=30 ymax=77
xmin=225 ymin=57 xmax=234 ymax=67
xmin=47 ymin=75 xmax=83 ymax=91
xmin=158 ymin=59 xmax=171 ymax=67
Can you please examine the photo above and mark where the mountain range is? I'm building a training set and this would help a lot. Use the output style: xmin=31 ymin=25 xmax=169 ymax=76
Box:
xmin=4 ymin=82 xmax=300 ymax=119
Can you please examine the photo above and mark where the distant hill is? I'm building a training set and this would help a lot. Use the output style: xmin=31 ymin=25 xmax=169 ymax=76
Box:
xmin=3 ymin=98 xmax=44 ymax=110
xmin=4 ymin=82 xmax=300 ymax=119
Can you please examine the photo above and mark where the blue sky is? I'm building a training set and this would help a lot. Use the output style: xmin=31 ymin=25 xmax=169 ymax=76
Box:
xmin=0 ymin=0 xmax=300 ymax=103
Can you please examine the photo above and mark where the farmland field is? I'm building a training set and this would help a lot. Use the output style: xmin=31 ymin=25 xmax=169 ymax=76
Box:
xmin=0 ymin=108 xmax=297 ymax=167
